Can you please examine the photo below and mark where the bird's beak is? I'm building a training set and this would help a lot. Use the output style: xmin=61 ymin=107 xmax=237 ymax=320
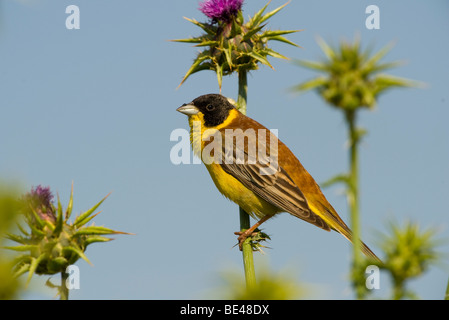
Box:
xmin=177 ymin=103 xmax=199 ymax=116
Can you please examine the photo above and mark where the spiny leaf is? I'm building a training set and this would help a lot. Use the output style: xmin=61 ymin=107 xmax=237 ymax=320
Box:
xmin=230 ymin=16 xmax=243 ymax=38
xmin=170 ymin=37 xmax=205 ymax=44
xmin=26 ymin=253 xmax=46 ymax=286
xmin=74 ymin=211 xmax=101 ymax=230
xmin=5 ymin=233 xmax=29 ymax=245
xmin=247 ymin=51 xmax=273 ymax=69
xmin=29 ymin=206 xmax=45 ymax=229
xmin=289 ymin=76 xmax=327 ymax=93
xmin=260 ymin=29 xmax=300 ymax=39
xmin=368 ymin=61 xmax=405 ymax=74
xmin=183 ymin=17 xmax=217 ymax=35
xmin=84 ymin=235 xmax=113 ymax=247
xmin=13 ymin=262 xmax=30 ymax=278
xmin=63 ymin=245 xmax=92 ymax=265
xmin=73 ymin=226 xmax=130 ymax=237
xmin=73 ymin=193 xmax=111 ymax=227
xmin=56 ymin=193 xmax=63 ymax=220
xmin=266 ymin=35 xmax=300 ymax=47
xmin=3 ymin=244 xmax=39 ymax=252
xmin=44 ymin=220 xmax=55 ymax=232
xmin=45 ymin=278 xmax=58 ymax=289
xmin=372 ymin=74 xmax=421 ymax=96
xmin=65 ymin=182 xmax=74 ymax=219
xmin=27 ymin=221 xmax=45 ymax=237
xmin=223 ymin=47 xmax=234 ymax=70
xmin=194 ymin=40 xmax=219 ymax=47
xmin=259 ymin=1 xmax=291 ymax=25
xmin=293 ymin=59 xmax=329 ymax=72
xmin=363 ymin=42 xmax=395 ymax=70
xmin=216 ymin=63 xmax=223 ymax=91
xmin=242 ymin=24 xmax=265 ymax=42
xmin=53 ymin=194 xmax=64 ymax=236
xmin=352 ymin=127 xmax=368 ymax=143
xmin=265 ymin=48 xmax=289 ymax=60
xmin=16 ymin=222 xmax=29 ymax=236
xmin=11 ymin=254 xmax=32 ymax=268
xmin=374 ymin=74 xmax=419 ymax=87
xmin=247 ymin=1 xmax=271 ymax=29
xmin=178 ymin=52 xmax=213 ymax=88
xmin=317 ymin=36 xmax=336 ymax=60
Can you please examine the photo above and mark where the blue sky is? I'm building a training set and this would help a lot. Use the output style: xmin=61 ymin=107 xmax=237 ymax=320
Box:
xmin=1 ymin=0 xmax=448 ymax=299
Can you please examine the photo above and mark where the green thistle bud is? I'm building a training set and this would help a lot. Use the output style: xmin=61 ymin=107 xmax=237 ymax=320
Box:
xmin=173 ymin=1 xmax=300 ymax=90
xmin=291 ymin=36 xmax=420 ymax=112
xmin=5 ymin=184 xmax=130 ymax=287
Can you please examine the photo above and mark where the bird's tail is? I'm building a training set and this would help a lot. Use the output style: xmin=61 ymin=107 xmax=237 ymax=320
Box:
xmin=331 ymin=218 xmax=381 ymax=263
xmin=317 ymin=203 xmax=382 ymax=263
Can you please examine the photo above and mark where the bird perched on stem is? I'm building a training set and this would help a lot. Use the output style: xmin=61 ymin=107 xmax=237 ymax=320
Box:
xmin=177 ymin=93 xmax=380 ymax=262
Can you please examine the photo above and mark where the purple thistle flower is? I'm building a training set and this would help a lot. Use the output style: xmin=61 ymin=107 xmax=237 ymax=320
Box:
xmin=27 ymin=185 xmax=56 ymax=222
xmin=30 ymin=185 xmax=54 ymax=208
xmin=199 ymin=0 xmax=244 ymax=22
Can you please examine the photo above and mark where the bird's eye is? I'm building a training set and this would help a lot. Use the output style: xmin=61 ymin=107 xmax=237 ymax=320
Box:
xmin=206 ymin=104 xmax=215 ymax=111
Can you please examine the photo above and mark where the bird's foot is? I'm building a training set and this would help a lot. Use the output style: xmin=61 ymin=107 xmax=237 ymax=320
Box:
xmin=234 ymin=230 xmax=260 ymax=251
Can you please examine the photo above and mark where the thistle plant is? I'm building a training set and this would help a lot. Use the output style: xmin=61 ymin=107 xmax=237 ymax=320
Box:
xmin=215 ymin=265 xmax=305 ymax=300
xmin=378 ymin=221 xmax=442 ymax=300
xmin=4 ymin=184 xmax=129 ymax=300
xmin=291 ymin=36 xmax=419 ymax=298
xmin=173 ymin=0 xmax=299 ymax=112
xmin=352 ymin=220 xmax=444 ymax=300
xmin=174 ymin=0 xmax=300 ymax=288
xmin=0 ymin=186 xmax=22 ymax=299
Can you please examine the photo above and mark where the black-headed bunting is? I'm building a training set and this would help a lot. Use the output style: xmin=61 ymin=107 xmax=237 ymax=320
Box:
xmin=177 ymin=94 xmax=380 ymax=262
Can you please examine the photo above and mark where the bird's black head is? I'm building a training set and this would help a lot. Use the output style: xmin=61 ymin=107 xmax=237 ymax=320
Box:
xmin=177 ymin=94 xmax=236 ymax=127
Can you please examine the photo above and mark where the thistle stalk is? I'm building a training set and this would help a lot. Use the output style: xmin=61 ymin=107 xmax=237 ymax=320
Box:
xmin=236 ymin=70 xmax=256 ymax=288
xmin=239 ymin=208 xmax=256 ymax=288
xmin=291 ymin=37 xmax=418 ymax=299
xmin=346 ymin=110 xmax=363 ymax=299
xmin=237 ymin=70 xmax=248 ymax=114
xmin=60 ymin=271 xmax=69 ymax=300
xmin=174 ymin=0 xmax=300 ymax=291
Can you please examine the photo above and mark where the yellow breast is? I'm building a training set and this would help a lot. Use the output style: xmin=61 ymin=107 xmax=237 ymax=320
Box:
xmin=188 ymin=109 xmax=280 ymax=219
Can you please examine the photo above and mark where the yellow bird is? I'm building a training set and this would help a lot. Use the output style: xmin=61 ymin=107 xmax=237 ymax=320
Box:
xmin=177 ymin=93 xmax=380 ymax=262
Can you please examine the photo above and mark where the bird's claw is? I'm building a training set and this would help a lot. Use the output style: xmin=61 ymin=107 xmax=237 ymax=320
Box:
xmin=234 ymin=230 xmax=259 ymax=251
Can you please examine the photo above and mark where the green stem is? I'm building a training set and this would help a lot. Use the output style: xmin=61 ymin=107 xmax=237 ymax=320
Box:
xmin=60 ymin=270 xmax=69 ymax=300
xmin=346 ymin=110 xmax=363 ymax=299
xmin=237 ymin=70 xmax=248 ymax=115
xmin=239 ymin=207 xmax=256 ymax=288
xmin=392 ymin=279 xmax=406 ymax=300
xmin=237 ymin=69 xmax=256 ymax=289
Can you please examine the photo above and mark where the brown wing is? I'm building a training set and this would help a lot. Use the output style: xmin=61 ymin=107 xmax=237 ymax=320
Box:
xmin=218 ymin=123 xmax=330 ymax=231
